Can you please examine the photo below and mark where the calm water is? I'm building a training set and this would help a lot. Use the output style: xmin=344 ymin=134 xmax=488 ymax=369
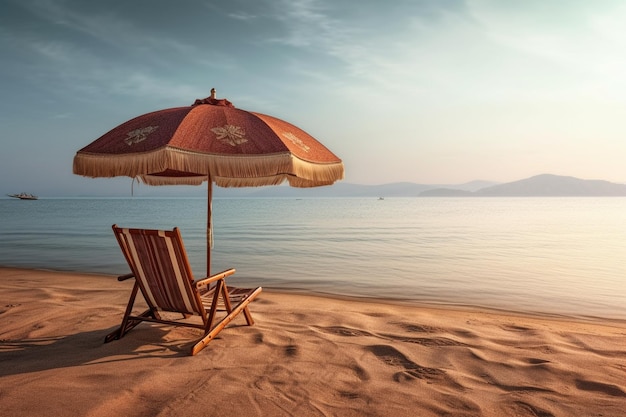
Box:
xmin=1 ymin=197 xmax=625 ymax=320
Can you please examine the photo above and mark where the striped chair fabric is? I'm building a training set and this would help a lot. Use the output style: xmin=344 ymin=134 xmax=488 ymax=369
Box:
xmin=115 ymin=227 xmax=201 ymax=315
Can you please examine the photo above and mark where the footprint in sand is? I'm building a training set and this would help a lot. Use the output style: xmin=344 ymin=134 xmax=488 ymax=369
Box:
xmin=525 ymin=357 xmax=551 ymax=365
xmin=500 ymin=324 xmax=536 ymax=333
xmin=318 ymin=325 xmax=465 ymax=348
xmin=392 ymin=322 xmax=442 ymax=333
xmin=575 ymin=379 xmax=626 ymax=397
xmin=503 ymin=400 xmax=555 ymax=417
xmin=284 ymin=344 xmax=298 ymax=357
xmin=252 ymin=332 xmax=264 ymax=344
xmin=366 ymin=344 xmax=445 ymax=382
xmin=385 ymin=334 xmax=466 ymax=347
xmin=317 ymin=325 xmax=373 ymax=337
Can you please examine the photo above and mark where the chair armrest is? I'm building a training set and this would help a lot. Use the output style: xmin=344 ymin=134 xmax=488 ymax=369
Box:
xmin=117 ymin=273 xmax=135 ymax=282
xmin=194 ymin=268 xmax=236 ymax=288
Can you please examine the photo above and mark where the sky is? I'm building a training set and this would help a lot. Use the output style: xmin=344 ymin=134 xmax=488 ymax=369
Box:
xmin=1 ymin=0 xmax=626 ymax=197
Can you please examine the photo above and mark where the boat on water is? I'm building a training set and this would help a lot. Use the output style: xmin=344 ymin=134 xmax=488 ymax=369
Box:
xmin=7 ymin=193 xmax=38 ymax=200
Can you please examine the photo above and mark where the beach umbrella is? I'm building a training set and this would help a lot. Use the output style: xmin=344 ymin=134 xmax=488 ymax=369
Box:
xmin=73 ymin=89 xmax=344 ymax=274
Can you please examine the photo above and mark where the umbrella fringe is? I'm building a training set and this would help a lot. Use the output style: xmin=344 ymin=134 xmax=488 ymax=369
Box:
xmin=288 ymin=157 xmax=345 ymax=187
xmin=140 ymin=176 xmax=206 ymax=186
xmin=73 ymin=151 xmax=167 ymax=178
xmin=74 ymin=147 xmax=344 ymax=188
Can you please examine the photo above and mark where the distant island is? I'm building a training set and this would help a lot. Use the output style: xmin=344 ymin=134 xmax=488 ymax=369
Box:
xmin=420 ymin=174 xmax=626 ymax=197
xmin=211 ymin=174 xmax=626 ymax=198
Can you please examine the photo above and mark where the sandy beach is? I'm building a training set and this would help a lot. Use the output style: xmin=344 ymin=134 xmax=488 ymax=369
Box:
xmin=1 ymin=267 xmax=625 ymax=416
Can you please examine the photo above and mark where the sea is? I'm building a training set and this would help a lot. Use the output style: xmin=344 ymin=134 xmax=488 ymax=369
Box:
xmin=1 ymin=197 xmax=625 ymax=320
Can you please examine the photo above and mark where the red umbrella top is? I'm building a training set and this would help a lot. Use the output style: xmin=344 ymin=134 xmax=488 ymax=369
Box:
xmin=73 ymin=89 xmax=344 ymax=188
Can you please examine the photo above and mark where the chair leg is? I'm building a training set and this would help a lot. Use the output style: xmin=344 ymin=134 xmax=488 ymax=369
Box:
xmin=205 ymin=279 xmax=223 ymax=331
xmin=104 ymin=282 xmax=156 ymax=343
xmin=104 ymin=327 xmax=122 ymax=343
xmin=242 ymin=306 xmax=254 ymax=326
xmin=221 ymin=283 xmax=254 ymax=325
xmin=191 ymin=287 xmax=262 ymax=355
xmin=221 ymin=282 xmax=233 ymax=313
xmin=104 ymin=309 xmax=152 ymax=343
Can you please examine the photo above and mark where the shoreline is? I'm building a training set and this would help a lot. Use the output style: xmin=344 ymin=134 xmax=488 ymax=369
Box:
xmin=2 ymin=266 xmax=624 ymax=324
xmin=1 ymin=267 xmax=625 ymax=416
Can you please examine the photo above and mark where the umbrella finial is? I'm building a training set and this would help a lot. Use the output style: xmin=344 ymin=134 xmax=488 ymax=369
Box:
xmin=192 ymin=89 xmax=234 ymax=107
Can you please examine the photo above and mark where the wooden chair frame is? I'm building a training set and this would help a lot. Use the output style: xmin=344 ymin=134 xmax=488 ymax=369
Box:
xmin=106 ymin=225 xmax=262 ymax=355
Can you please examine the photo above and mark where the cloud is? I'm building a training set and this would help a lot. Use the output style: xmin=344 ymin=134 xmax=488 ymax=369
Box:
xmin=260 ymin=0 xmax=626 ymax=110
xmin=227 ymin=11 xmax=258 ymax=21
xmin=466 ymin=0 xmax=626 ymax=100
xmin=257 ymin=0 xmax=473 ymax=105
xmin=2 ymin=1 xmax=239 ymax=104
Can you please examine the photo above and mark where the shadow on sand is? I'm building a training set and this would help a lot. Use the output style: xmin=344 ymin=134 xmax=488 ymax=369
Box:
xmin=0 ymin=325 xmax=196 ymax=377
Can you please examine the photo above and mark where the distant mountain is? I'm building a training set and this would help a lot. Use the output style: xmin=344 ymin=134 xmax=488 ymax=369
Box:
xmin=420 ymin=174 xmax=626 ymax=197
xmin=420 ymin=188 xmax=473 ymax=197
xmin=451 ymin=180 xmax=499 ymax=192
xmin=476 ymin=174 xmax=626 ymax=196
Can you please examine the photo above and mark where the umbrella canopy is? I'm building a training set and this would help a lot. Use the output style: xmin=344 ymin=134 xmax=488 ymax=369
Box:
xmin=73 ymin=89 xmax=344 ymax=188
xmin=73 ymin=89 xmax=344 ymax=274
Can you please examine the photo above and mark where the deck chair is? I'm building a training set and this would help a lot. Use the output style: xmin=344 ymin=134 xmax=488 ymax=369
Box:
xmin=106 ymin=225 xmax=262 ymax=355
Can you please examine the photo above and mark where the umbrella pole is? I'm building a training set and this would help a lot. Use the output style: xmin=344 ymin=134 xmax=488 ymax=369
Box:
xmin=207 ymin=178 xmax=212 ymax=277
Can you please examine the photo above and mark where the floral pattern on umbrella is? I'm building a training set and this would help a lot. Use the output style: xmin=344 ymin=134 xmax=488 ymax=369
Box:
xmin=211 ymin=125 xmax=248 ymax=146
